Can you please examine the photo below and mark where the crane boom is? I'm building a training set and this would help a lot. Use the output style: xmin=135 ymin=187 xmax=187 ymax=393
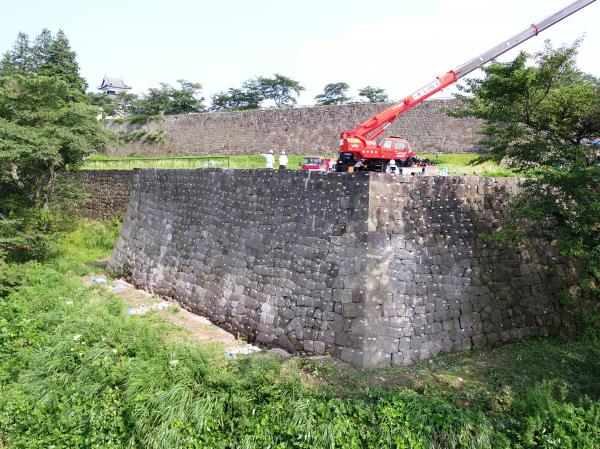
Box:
xmin=341 ymin=0 xmax=596 ymax=159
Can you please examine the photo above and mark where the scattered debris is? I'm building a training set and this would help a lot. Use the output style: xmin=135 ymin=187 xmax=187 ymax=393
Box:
xmin=108 ymin=280 xmax=128 ymax=292
xmin=224 ymin=344 xmax=262 ymax=358
xmin=127 ymin=300 xmax=171 ymax=316
xmin=88 ymin=274 xmax=287 ymax=357
xmin=90 ymin=275 xmax=107 ymax=284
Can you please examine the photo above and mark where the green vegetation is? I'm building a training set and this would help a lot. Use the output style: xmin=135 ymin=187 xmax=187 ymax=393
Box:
xmin=210 ymin=74 xmax=305 ymax=111
xmin=0 ymin=221 xmax=598 ymax=448
xmin=0 ymin=29 xmax=88 ymax=93
xmin=82 ymin=154 xmax=309 ymax=171
xmin=358 ymin=86 xmax=389 ymax=103
xmin=0 ymin=30 xmax=113 ymax=260
xmin=315 ymin=82 xmax=352 ymax=105
xmin=90 ymin=80 xmax=206 ymax=120
xmin=81 ymin=153 xmax=512 ymax=175
xmin=453 ymin=41 xmax=600 ymax=300
xmin=420 ymin=153 xmax=511 ymax=176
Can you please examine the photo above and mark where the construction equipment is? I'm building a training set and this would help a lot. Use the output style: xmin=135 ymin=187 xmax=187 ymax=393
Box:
xmin=336 ymin=0 xmax=597 ymax=172
xmin=300 ymin=156 xmax=337 ymax=171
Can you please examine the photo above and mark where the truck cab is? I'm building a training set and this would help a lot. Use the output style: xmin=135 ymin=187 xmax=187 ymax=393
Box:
xmin=377 ymin=136 xmax=416 ymax=161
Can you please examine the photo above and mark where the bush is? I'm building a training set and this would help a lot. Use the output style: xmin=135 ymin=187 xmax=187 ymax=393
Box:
xmin=508 ymin=381 xmax=600 ymax=448
xmin=0 ymin=257 xmax=25 ymax=298
xmin=0 ymin=207 xmax=75 ymax=261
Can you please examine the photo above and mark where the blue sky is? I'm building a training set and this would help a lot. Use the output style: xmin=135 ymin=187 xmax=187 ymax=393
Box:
xmin=2 ymin=0 xmax=599 ymax=105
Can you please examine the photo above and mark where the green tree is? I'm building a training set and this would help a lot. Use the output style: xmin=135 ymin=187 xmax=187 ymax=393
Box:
xmin=210 ymin=74 xmax=304 ymax=111
xmin=88 ymin=92 xmax=117 ymax=118
xmin=90 ymin=91 xmax=140 ymax=118
xmin=136 ymin=85 xmax=170 ymax=116
xmin=452 ymin=41 xmax=600 ymax=298
xmin=210 ymin=87 xmax=262 ymax=111
xmin=0 ymin=75 xmax=113 ymax=257
xmin=0 ymin=29 xmax=87 ymax=93
xmin=0 ymin=30 xmax=108 ymax=259
xmin=315 ymin=82 xmax=351 ymax=105
xmin=0 ymin=32 xmax=34 ymax=76
xmin=257 ymin=74 xmax=304 ymax=107
xmin=165 ymin=80 xmax=205 ymax=114
xmin=132 ymin=80 xmax=205 ymax=116
xmin=0 ymin=75 xmax=112 ymax=208
xmin=36 ymin=30 xmax=88 ymax=93
xmin=358 ymin=86 xmax=388 ymax=103
xmin=31 ymin=28 xmax=53 ymax=72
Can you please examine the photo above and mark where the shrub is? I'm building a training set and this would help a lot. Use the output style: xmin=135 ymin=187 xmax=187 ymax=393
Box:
xmin=508 ymin=381 xmax=600 ymax=448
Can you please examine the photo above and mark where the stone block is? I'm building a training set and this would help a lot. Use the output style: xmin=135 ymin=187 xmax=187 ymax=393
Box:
xmin=109 ymin=169 xmax=563 ymax=369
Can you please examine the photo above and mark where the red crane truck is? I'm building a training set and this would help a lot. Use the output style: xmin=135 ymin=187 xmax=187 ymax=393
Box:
xmin=336 ymin=0 xmax=597 ymax=172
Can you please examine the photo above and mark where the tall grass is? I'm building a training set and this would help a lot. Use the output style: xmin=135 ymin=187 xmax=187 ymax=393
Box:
xmin=0 ymin=222 xmax=598 ymax=448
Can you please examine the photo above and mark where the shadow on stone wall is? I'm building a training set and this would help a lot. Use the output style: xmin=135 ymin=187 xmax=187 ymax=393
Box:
xmin=62 ymin=170 xmax=134 ymax=221
xmin=363 ymin=175 xmax=570 ymax=367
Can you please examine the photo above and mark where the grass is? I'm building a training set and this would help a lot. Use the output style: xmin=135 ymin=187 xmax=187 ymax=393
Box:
xmin=420 ymin=153 xmax=513 ymax=176
xmin=81 ymin=153 xmax=516 ymax=176
xmin=82 ymin=155 xmax=234 ymax=170
xmin=82 ymin=155 xmax=311 ymax=171
xmin=0 ymin=221 xmax=598 ymax=448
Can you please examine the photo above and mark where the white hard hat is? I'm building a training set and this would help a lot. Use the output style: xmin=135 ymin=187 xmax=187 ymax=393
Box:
xmin=269 ymin=150 xmax=273 ymax=154
xmin=282 ymin=150 xmax=286 ymax=154
xmin=389 ymin=160 xmax=396 ymax=165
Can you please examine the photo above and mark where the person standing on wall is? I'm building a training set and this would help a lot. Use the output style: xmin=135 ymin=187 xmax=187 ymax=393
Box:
xmin=262 ymin=150 xmax=275 ymax=169
xmin=279 ymin=150 xmax=289 ymax=170
xmin=385 ymin=159 xmax=400 ymax=175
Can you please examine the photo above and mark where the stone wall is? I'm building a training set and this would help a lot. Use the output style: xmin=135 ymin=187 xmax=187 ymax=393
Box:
xmin=106 ymin=99 xmax=482 ymax=157
xmin=362 ymin=175 xmax=567 ymax=367
xmin=109 ymin=170 xmax=567 ymax=367
xmin=64 ymin=170 xmax=134 ymax=220
xmin=110 ymin=169 xmax=370 ymax=359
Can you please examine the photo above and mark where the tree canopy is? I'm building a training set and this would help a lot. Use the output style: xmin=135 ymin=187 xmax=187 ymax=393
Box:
xmin=0 ymin=30 xmax=112 ymax=258
xmin=0 ymin=74 xmax=112 ymax=213
xmin=0 ymin=29 xmax=87 ymax=93
xmin=135 ymin=80 xmax=205 ymax=116
xmin=256 ymin=74 xmax=304 ymax=107
xmin=210 ymin=74 xmax=304 ymax=111
xmin=358 ymin=86 xmax=388 ymax=103
xmin=210 ymin=87 xmax=262 ymax=111
xmin=453 ymin=41 xmax=600 ymax=299
xmin=314 ymin=82 xmax=352 ymax=105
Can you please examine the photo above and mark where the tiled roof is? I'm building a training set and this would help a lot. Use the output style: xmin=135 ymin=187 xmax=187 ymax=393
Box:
xmin=99 ymin=75 xmax=131 ymax=90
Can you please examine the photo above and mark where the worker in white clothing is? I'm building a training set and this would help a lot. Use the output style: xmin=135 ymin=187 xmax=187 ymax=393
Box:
xmin=385 ymin=159 xmax=400 ymax=175
xmin=279 ymin=150 xmax=289 ymax=170
xmin=262 ymin=150 xmax=275 ymax=169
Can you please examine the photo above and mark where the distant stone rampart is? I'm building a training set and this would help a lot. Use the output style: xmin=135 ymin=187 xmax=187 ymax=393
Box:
xmin=105 ymin=99 xmax=483 ymax=157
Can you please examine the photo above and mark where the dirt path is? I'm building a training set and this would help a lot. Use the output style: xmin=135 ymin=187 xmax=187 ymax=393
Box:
xmin=86 ymin=275 xmax=263 ymax=356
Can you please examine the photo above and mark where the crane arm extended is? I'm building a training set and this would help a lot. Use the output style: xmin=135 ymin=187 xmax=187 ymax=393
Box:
xmin=346 ymin=0 xmax=596 ymax=142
